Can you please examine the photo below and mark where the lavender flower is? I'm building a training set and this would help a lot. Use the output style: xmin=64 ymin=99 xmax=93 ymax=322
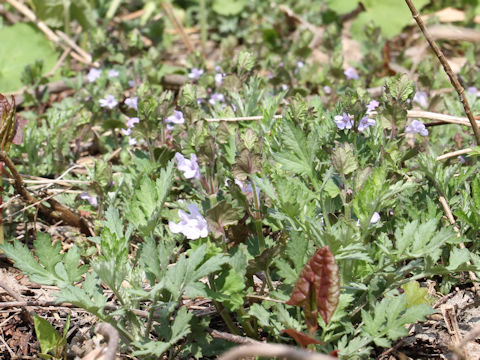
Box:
xmin=168 ymin=204 xmax=209 ymax=240
xmin=175 ymin=152 xmax=201 ymax=179
xmin=99 ymin=95 xmax=118 ymax=109
xmin=165 ymin=110 xmax=185 ymax=126
xmin=87 ymin=68 xmax=101 ymax=83
xmin=405 ymin=119 xmax=428 ymax=136
xmin=370 ymin=212 xmax=380 ymax=224
xmin=128 ymin=137 xmax=137 ymax=146
xmin=128 ymin=80 xmax=137 ymax=87
xmin=234 ymin=179 xmax=261 ymax=198
xmin=188 ymin=68 xmax=204 ymax=80
xmin=366 ymin=100 xmax=379 ymax=113
xmin=121 ymin=128 xmax=132 ymax=136
xmin=323 ymin=85 xmax=331 ymax=94
xmin=358 ymin=115 xmax=376 ymax=132
xmin=108 ymin=69 xmax=119 ymax=78
xmin=413 ymin=91 xmax=428 ymax=108
xmin=124 ymin=97 xmax=138 ymax=110
xmin=468 ymin=87 xmax=480 ymax=97
xmin=458 ymin=155 xmax=466 ymax=164
xmin=127 ymin=117 xmax=140 ymax=128
xmin=281 ymin=84 xmax=288 ymax=91
xmin=80 ymin=192 xmax=98 ymax=207
xmin=215 ymin=73 xmax=224 ymax=85
xmin=297 ymin=61 xmax=305 ymax=68
xmin=344 ymin=67 xmax=359 ymax=80
xmin=209 ymin=93 xmax=224 ymax=105
xmin=334 ymin=113 xmax=353 ymax=130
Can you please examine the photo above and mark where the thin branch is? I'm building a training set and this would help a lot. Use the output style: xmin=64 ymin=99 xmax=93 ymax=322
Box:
xmin=436 ymin=148 xmax=473 ymax=161
xmin=405 ymin=0 xmax=480 ymax=144
xmin=208 ymin=329 xmax=260 ymax=345
xmin=218 ymin=343 xmax=337 ymax=360
xmin=407 ymin=110 xmax=480 ymax=127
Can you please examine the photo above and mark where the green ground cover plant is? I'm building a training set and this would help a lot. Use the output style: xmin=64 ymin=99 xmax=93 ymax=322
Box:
xmin=1 ymin=0 xmax=480 ymax=358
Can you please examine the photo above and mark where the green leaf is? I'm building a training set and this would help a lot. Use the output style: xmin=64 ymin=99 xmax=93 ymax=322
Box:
xmin=349 ymin=0 xmax=430 ymax=39
xmin=212 ymin=0 xmax=248 ymax=16
xmin=34 ymin=233 xmax=62 ymax=273
xmin=31 ymin=0 xmax=95 ymax=29
xmin=63 ymin=246 xmax=88 ymax=282
xmin=331 ymin=143 xmax=358 ymax=177
xmin=206 ymin=200 xmax=243 ymax=238
xmin=401 ymin=281 xmax=430 ymax=308
xmin=34 ymin=316 xmax=61 ymax=355
xmin=447 ymin=247 xmax=471 ymax=271
xmin=0 ymin=23 xmax=58 ymax=92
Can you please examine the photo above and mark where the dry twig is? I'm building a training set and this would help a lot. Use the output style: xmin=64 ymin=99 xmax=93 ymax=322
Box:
xmin=405 ymin=0 xmax=480 ymax=144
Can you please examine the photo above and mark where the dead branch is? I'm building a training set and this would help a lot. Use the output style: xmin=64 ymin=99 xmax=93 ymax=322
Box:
xmin=0 ymin=151 xmax=93 ymax=236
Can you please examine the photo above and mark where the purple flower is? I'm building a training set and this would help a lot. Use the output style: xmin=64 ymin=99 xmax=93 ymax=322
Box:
xmin=215 ymin=65 xmax=222 ymax=72
xmin=344 ymin=67 xmax=359 ymax=80
xmin=128 ymin=137 xmax=137 ymax=146
xmin=108 ymin=69 xmax=119 ymax=78
xmin=80 ymin=192 xmax=98 ymax=207
xmin=358 ymin=115 xmax=376 ymax=131
xmin=168 ymin=204 xmax=209 ymax=240
xmin=188 ymin=68 xmax=204 ymax=80
xmin=370 ymin=212 xmax=380 ymax=224
xmin=324 ymin=85 xmax=331 ymax=94
xmin=334 ymin=113 xmax=353 ymax=130
xmin=468 ymin=87 xmax=480 ymax=97
xmin=405 ymin=119 xmax=428 ymax=136
xmin=128 ymin=80 xmax=137 ymax=87
xmin=458 ymin=155 xmax=466 ymax=164
xmin=215 ymin=73 xmax=224 ymax=85
xmin=175 ymin=152 xmax=201 ymax=179
xmin=87 ymin=68 xmax=101 ymax=83
xmin=127 ymin=117 xmax=140 ymax=128
xmin=99 ymin=95 xmax=118 ymax=109
xmin=165 ymin=110 xmax=184 ymax=125
xmin=281 ymin=84 xmax=288 ymax=91
xmin=413 ymin=91 xmax=428 ymax=108
xmin=297 ymin=61 xmax=305 ymax=68
xmin=121 ymin=128 xmax=132 ymax=136
xmin=124 ymin=97 xmax=138 ymax=110
xmin=209 ymin=93 xmax=224 ymax=105
xmin=234 ymin=179 xmax=261 ymax=198
xmin=366 ymin=100 xmax=379 ymax=113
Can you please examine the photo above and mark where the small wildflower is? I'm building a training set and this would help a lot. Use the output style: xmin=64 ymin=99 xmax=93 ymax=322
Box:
xmin=209 ymin=93 xmax=224 ymax=105
xmin=87 ymin=68 xmax=101 ymax=83
xmin=413 ymin=91 xmax=428 ymax=108
xmin=458 ymin=155 xmax=466 ymax=164
xmin=334 ymin=113 xmax=353 ymax=130
xmin=234 ymin=179 xmax=261 ymax=198
xmin=128 ymin=79 xmax=137 ymax=87
xmin=358 ymin=115 xmax=376 ymax=131
xmin=297 ymin=61 xmax=305 ymax=68
xmin=188 ymin=68 xmax=204 ymax=80
xmin=344 ymin=67 xmax=359 ymax=80
xmin=281 ymin=84 xmax=288 ymax=91
xmin=108 ymin=69 xmax=119 ymax=78
xmin=197 ymin=99 xmax=204 ymax=105
xmin=124 ymin=97 xmax=138 ymax=110
xmin=323 ymin=85 xmax=331 ymax=94
xmin=80 ymin=192 xmax=98 ymax=207
xmin=165 ymin=110 xmax=185 ymax=126
xmin=215 ymin=73 xmax=224 ymax=85
xmin=175 ymin=152 xmax=201 ymax=180
xmin=366 ymin=100 xmax=379 ymax=113
xmin=168 ymin=204 xmax=209 ymax=240
xmin=99 ymin=94 xmax=118 ymax=109
xmin=468 ymin=87 xmax=480 ymax=97
xmin=215 ymin=65 xmax=222 ymax=72
xmin=405 ymin=119 xmax=428 ymax=136
xmin=370 ymin=212 xmax=380 ymax=224
xmin=232 ymin=104 xmax=237 ymax=112
xmin=121 ymin=128 xmax=132 ymax=136
xmin=128 ymin=137 xmax=137 ymax=146
xmin=127 ymin=117 xmax=140 ymax=128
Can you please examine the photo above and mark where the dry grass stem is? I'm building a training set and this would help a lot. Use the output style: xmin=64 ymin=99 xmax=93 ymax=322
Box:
xmin=218 ymin=343 xmax=337 ymax=360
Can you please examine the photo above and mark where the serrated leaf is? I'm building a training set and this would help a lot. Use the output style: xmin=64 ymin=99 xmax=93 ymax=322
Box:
xmin=63 ymin=246 xmax=88 ymax=282
xmin=34 ymin=232 xmax=62 ymax=273
xmin=331 ymin=143 xmax=358 ymax=176
xmin=237 ymin=50 xmax=256 ymax=73
xmin=401 ymin=281 xmax=429 ymax=308
xmin=447 ymin=247 xmax=470 ymax=271
xmin=286 ymin=246 xmax=340 ymax=330
xmin=206 ymin=200 xmax=243 ymax=238
xmin=282 ymin=329 xmax=323 ymax=348
xmin=232 ymin=148 xmax=262 ymax=181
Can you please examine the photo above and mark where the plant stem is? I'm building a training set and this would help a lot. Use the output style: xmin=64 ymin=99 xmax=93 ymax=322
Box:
xmin=208 ymin=275 xmax=242 ymax=335
xmin=236 ymin=306 xmax=257 ymax=339
xmin=404 ymin=0 xmax=480 ymax=145
xmin=251 ymin=181 xmax=265 ymax=253
xmin=144 ymin=294 xmax=159 ymax=338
